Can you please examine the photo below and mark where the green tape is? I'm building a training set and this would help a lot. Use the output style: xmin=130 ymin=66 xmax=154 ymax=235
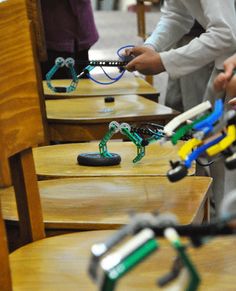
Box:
xmin=102 ymin=239 xmax=158 ymax=291
xmin=172 ymin=240 xmax=201 ymax=291
xmin=171 ymin=113 xmax=209 ymax=145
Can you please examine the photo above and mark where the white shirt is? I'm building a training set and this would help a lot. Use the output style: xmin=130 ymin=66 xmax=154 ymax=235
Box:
xmin=145 ymin=0 xmax=236 ymax=78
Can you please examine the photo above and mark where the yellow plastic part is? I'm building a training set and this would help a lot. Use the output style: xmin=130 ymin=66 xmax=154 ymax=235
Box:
xmin=207 ymin=125 xmax=236 ymax=156
xmin=178 ymin=138 xmax=202 ymax=160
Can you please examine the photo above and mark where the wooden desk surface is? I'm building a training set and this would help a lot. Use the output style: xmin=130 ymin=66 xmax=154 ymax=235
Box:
xmin=1 ymin=176 xmax=211 ymax=229
xmin=43 ymin=73 xmax=158 ymax=98
xmin=33 ymin=141 xmax=195 ymax=179
xmin=46 ymin=95 xmax=178 ymax=141
xmin=10 ymin=232 xmax=236 ymax=290
xmin=46 ymin=95 xmax=177 ymax=123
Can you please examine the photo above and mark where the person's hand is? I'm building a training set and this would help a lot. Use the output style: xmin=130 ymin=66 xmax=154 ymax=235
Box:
xmin=124 ymin=46 xmax=165 ymax=75
xmin=226 ymin=74 xmax=236 ymax=107
xmin=214 ymin=53 xmax=236 ymax=91
xmin=214 ymin=53 xmax=236 ymax=107
xmin=228 ymin=97 xmax=236 ymax=107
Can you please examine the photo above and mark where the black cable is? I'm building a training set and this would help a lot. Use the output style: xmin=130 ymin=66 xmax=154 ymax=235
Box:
xmin=134 ymin=215 xmax=236 ymax=237
xmin=195 ymin=158 xmax=214 ymax=167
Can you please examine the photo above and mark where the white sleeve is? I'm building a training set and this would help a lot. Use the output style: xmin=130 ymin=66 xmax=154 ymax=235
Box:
xmin=160 ymin=0 xmax=236 ymax=78
xmin=144 ymin=0 xmax=194 ymax=52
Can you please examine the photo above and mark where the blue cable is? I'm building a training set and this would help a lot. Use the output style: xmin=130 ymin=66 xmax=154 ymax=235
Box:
xmin=87 ymin=44 xmax=134 ymax=85
xmin=117 ymin=44 xmax=135 ymax=59
xmin=184 ymin=133 xmax=226 ymax=168
xmin=100 ymin=66 xmax=120 ymax=80
xmin=87 ymin=70 xmax=125 ymax=85
xmin=193 ymin=99 xmax=224 ymax=135
xmin=46 ymin=45 xmax=135 ymax=92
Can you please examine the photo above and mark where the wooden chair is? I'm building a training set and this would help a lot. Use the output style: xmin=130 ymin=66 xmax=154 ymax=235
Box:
xmin=0 ymin=0 xmax=212 ymax=254
xmin=26 ymin=0 xmax=47 ymax=62
xmin=0 ymin=7 xmax=117 ymax=291
xmin=2 ymin=4 xmax=231 ymax=290
xmin=43 ymin=73 xmax=158 ymax=99
xmin=45 ymin=95 xmax=178 ymax=142
xmin=4 ymin=230 xmax=236 ymax=290
xmin=33 ymin=141 xmax=196 ymax=179
xmin=42 ymin=62 xmax=172 ymax=143
xmin=22 ymin=0 xmax=49 ymax=148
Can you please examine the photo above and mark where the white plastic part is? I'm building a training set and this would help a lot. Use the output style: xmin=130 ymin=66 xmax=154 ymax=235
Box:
xmin=164 ymin=101 xmax=212 ymax=137
xmin=65 ymin=57 xmax=75 ymax=67
xmin=109 ymin=121 xmax=120 ymax=133
xmin=55 ymin=57 xmax=65 ymax=67
xmin=120 ymin=122 xmax=131 ymax=132
xmin=91 ymin=243 xmax=107 ymax=257
xmin=164 ymin=227 xmax=179 ymax=243
xmin=100 ymin=228 xmax=154 ymax=271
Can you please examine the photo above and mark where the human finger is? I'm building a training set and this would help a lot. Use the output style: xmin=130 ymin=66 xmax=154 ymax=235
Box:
xmin=125 ymin=58 xmax=137 ymax=72
xmin=214 ymin=72 xmax=227 ymax=91
xmin=228 ymin=97 xmax=236 ymax=106
xmin=224 ymin=63 xmax=235 ymax=80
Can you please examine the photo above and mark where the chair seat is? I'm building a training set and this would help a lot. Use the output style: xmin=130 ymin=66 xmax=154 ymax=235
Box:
xmin=45 ymin=95 xmax=175 ymax=122
xmin=10 ymin=231 xmax=236 ymax=290
xmin=33 ymin=141 xmax=195 ymax=179
xmin=43 ymin=73 xmax=158 ymax=98
xmin=45 ymin=95 xmax=178 ymax=142
xmin=1 ymin=176 xmax=211 ymax=230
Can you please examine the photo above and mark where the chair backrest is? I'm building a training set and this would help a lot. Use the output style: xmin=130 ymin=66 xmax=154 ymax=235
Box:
xmin=26 ymin=0 xmax=47 ymax=61
xmin=0 ymin=0 xmax=48 ymax=186
xmin=26 ymin=0 xmax=50 ymax=143
xmin=0 ymin=0 xmax=46 ymax=271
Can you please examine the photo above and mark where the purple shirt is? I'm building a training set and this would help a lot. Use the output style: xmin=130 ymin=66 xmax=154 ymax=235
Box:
xmin=40 ymin=0 xmax=99 ymax=52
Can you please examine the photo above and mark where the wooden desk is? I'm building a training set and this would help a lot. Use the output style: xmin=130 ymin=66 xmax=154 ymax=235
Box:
xmin=1 ymin=176 xmax=211 ymax=231
xmin=43 ymin=72 xmax=158 ymax=99
xmin=46 ymin=95 xmax=178 ymax=142
xmin=10 ymin=232 xmax=236 ymax=290
xmin=33 ymin=141 xmax=195 ymax=179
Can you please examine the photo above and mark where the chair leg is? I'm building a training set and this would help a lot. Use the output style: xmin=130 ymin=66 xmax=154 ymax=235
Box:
xmin=9 ymin=148 xmax=45 ymax=245
xmin=0 ymin=209 xmax=12 ymax=291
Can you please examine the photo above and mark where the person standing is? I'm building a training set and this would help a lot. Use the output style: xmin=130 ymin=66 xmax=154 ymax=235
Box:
xmin=40 ymin=0 xmax=99 ymax=79
xmin=164 ymin=21 xmax=214 ymax=112
xmin=125 ymin=0 xmax=236 ymax=216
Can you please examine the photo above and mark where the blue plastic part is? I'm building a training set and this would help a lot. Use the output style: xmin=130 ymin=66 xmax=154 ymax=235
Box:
xmin=193 ymin=99 xmax=224 ymax=135
xmin=184 ymin=133 xmax=226 ymax=168
xmin=84 ymin=65 xmax=95 ymax=73
xmin=145 ymin=132 xmax=165 ymax=145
